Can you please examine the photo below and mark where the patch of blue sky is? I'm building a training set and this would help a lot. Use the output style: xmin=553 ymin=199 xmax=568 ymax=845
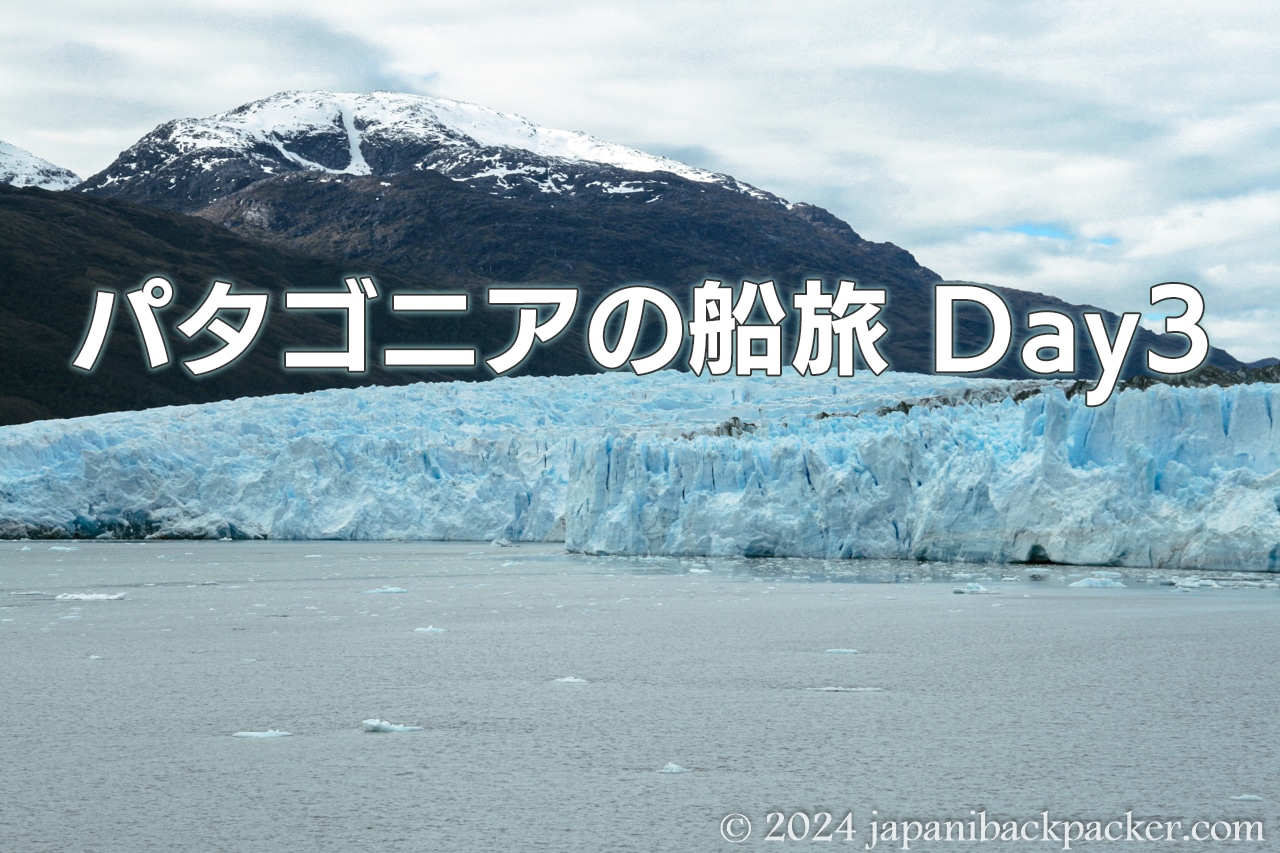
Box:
xmin=1008 ymin=223 xmax=1072 ymax=240
xmin=979 ymin=224 xmax=1117 ymax=246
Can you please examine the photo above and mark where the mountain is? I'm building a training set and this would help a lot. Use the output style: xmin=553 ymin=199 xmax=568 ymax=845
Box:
xmin=77 ymin=91 xmax=1244 ymax=383
xmin=0 ymin=182 xmax=575 ymax=426
xmin=0 ymin=140 xmax=81 ymax=191
xmin=78 ymin=91 xmax=771 ymax=210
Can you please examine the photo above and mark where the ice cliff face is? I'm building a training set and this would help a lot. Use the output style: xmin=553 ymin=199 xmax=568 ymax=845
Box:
xmin=0 ymin=140 xmax=81 ymax=190
xmin=0 ymin=372 xmax=963 ymax=541
xmin=2 ymin=372 xmax=1278 ymax=572
xmin=565 ymin=379 xmax=1280 ymax=570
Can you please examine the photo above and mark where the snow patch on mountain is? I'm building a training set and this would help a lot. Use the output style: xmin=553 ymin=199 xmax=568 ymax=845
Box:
xmin=80 ymin=91 xmax=777 ymax=205
xmin=0 ymin=140 xmax=81 ymax=190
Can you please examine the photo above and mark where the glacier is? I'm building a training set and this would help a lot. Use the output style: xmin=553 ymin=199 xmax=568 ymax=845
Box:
xmin=2 ymin=371 xmax=1279 ymax=572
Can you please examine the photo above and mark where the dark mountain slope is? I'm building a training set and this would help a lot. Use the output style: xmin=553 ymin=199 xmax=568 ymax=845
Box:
xmin=0 ymin=184 xmax=539 ymax=425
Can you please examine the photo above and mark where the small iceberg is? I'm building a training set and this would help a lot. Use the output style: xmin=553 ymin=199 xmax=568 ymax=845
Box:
xmin=56 ymin=592 xmax=126 ymax=601
xmin=414 ymin=626 xmax=446 ymax=633
xmin=491 ymin=538 xmax=514 ymax=547
xmin=232 ymin=730 xmax=293 ymax=738
xmin=555 ymin=676 xmax=588 ymax=683
xmin=1177 ymin=577 xmax=1220 ymax=589
xmin=657 ymin=763 xmax=690 ymax=773
xmin=953 ymin=583 xmax=989 ymax=594
xmin=1069 ymin=578 xmax=1126 ymax=588
xmin=806 ymin=686 xmax=884 ymax=692
xmin=9 ymin=591 xmax=44 ymax=596
xmin=1230 ymin=794 xmax=1264 ymax=802
xmin=362 ymin=719 xmax=423 ymax=733
xmin=362 ymin=587 xmax=407 ymax=594
xmin=49 ymin=546 xmax=79 ymax=552
xmin=824 ymin=649 xmax=860 ymax=655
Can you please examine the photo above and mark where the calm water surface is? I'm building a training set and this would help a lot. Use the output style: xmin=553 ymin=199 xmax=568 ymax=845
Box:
xmin=2 ymin=541 xmax=1277 ymax=852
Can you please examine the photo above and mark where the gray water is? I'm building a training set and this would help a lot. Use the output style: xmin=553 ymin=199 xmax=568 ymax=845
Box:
xmin=2 ymin=541 xmax=1277 ymax=852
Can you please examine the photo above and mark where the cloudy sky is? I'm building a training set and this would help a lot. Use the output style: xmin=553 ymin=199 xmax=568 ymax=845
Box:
xmin=4 ymin=0 xmax=1279 ymax=361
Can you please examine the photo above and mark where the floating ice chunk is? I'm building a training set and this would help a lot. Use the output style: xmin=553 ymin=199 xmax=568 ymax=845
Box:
xmin=1069 ymin=578 xmax=1126 ymax=588
xmin=806 ymin=686 xmax=884 ymax=692
xmin=233 ymin=730 xmax=293 ymax=738
xmin=305 ymin=554 xmax=323 ymax=558
xmin=1230 ymin=794 xmax=1264 ymax=801
xmin=88 ymin=655 xmax=103 ymax=660
xmin=362 ymin=587 xmax=407 ymax=594
xmin=362 ymin=719 xmax=423 ymax=733
xmin=953 ymin=583 xmax=989 ymax=594
xmin=657 ymin=763 xmax=690 ymax=773
xmin=689 ymin=568 xmax=711 ymax=574
xmin=491 ymin=538 xmax=514 ymax=547
xmin=56 ymin=592 xmax=126 ymax=600
xmin=414 ymin=626 xmax=446 ymax=633
xmin=19 ymin=546 xmax=31 ymax=551
xmin=1177 ymin=577 xmax=1220 ymax=589
xmin=824 ymin=649 xmax=860 ymax=654
xmin=1091 ymin=570 xmax=1123 ymax=578
xmin=49 ymin=545 xmax=78 ymax=552
xmin=9 ymin=591 xmax=43 ymax=596
xmin=555 ymin=676 xmax=588 ymax=683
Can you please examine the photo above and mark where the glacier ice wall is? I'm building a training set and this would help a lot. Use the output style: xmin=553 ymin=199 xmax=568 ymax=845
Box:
xmin=3 ymin=371 xmax=1280 ymax=571
xmin=564 ymin=381 xmax=1280 ymax=571
xmin=0 ymin=372 xmax=968 ymax=541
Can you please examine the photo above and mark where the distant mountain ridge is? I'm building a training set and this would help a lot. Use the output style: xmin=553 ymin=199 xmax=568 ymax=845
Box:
xmin=0 ymin=140 xmax=80 ymax=191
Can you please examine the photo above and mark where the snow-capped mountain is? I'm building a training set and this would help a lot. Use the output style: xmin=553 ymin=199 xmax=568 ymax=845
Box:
xmin=68 ymin=90 xmax=1245 ymax=388
xmin=80 ymin=90 xmax=775 ymax=210
xmin=0 ymin=140 xmax=80 ymax=190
